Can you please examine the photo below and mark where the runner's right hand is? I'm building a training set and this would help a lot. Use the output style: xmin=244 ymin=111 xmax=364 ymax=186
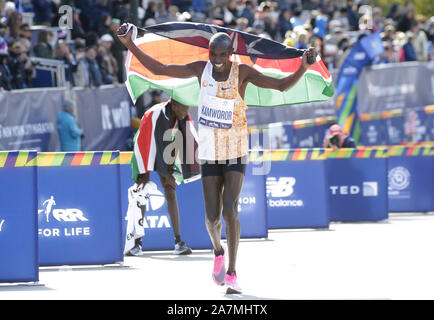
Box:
xmin=117 ymin=23 xmax=133 ymax=47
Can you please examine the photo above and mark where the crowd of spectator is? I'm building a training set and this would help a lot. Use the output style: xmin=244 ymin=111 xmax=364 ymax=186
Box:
xmin=0 ymin=0 xmax=433 ymax=91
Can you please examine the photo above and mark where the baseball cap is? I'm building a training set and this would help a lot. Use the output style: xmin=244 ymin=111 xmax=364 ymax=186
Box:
xmin=329 ymin=124 xmax=343 ymax=137
xmin=100 ymin=34 xmax=114 ymax=42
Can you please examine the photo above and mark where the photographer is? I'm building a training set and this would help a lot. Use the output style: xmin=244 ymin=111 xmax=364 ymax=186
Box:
xmin=323 ymin=124 xmax=356 ymax=150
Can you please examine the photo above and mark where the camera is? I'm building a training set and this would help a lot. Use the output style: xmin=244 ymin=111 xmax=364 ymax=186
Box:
xmin=329 ymin=135 xmax=340 ymax=147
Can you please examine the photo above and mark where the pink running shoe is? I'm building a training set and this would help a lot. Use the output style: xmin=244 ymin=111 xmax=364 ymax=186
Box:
xmin=212 ymin=248 xmax=226 ymax=286
xmin=225 ymin=272 xmax=242 ymax=294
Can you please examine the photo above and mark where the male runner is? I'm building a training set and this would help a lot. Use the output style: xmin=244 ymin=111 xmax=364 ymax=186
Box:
xmin=128 ymin=97 xmax=200 ymax=256
xmin=117 ymin=24 xmax=315 ymax=293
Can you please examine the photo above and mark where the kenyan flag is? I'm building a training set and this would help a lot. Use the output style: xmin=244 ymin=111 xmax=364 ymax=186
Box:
xmin=125 ymin=23 xmax=334 ymax=107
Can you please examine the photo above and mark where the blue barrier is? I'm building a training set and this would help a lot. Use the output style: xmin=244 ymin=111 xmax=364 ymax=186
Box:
xmin=250 ymin=149 xmax=329 ymax=229
xmin=0 ymin=151 xmax=39 ymax=283
xmin=388 ymin=145 xmax=434 ymax=212
xmin=359 ymin=115 xmax=387 ymax=146
xmin=37 ymin=152 xmax=123 ymax=266
xmin=404 ymin=108 xmax=429 ymax=143
xmin=221 ymin=166 xmax=268 ymax=238
xmin=325 ymin=148 xmax=388 ymax=222
xmin=292 ymin=120 xmax=317 ymax=148
xmin=120 ymin=163 xmax=212 ymax=251
xmin=119 ymin=153 xmax=268 ymax=252
xmin=426 ymin=106 xmax=434 ymax=140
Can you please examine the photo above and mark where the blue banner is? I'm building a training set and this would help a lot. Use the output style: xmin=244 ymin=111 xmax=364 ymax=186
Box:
xmin=403 ymin=108 xmax=429 ymax=143
xmin=326 ymin=157 xmax=388 ymax=222
xmin=222 ymin=166 xmax=268 ymax=238
xmin=384 ymin=115 xmax=405 ymax=145
xmin=120 ymin=162 xmax=268 ymax=252
xmin=388 ymin=153 xmax=434 ymax=212
xmin=120 ymin=164 xmax=212 ymax=251
xmin=427 ymin=108 xmax=434 ymax=140
xmin=266 ymin=160 xmax=329 ymax=229
xmin=0 ymin=151 xmax=39 ymax=283
xmin=38 ymin=153 xmax=123 ymax=266
xmin=359 ymin=118 xmax=387 ymax=146
xmin=336 ymin=31 xmax=385 ymax=142
xmin=292 ymin=123 xmax=317 ymax=148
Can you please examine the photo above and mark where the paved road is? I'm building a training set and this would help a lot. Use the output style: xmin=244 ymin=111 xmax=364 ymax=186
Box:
xmin=1 ymin=213 xmax=434 ymax=300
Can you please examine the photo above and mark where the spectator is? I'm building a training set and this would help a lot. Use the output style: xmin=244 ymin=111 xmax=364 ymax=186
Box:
xmin=397 ymin=9 xmax=415 ymax=33
xmin=112 ymin=0 xmax=129 ymax=22
xmin=145 ymin=89 xmax=164 ymax=113
xmin=17 ymin=37 xmax=34 ymax=85
xmin=18 ymin=23 xmax=32 ymax=40
xmin=31 ymin=0 xmax=51 ymax=26
xmin=33 ymin=29 xmax=53 ymax=58
xmin=313 ymin=9 xmax=328 ymax=39
xmin=97 ymin=13 xmax=112 ymax=37
xmin=290 ymin=9 xmax=304 ymax=28
xmin=323 ymin=124 xmax=356 ymax=149
xmin=57 ymin=99 xmax=84 ymax=152
xmin=235 ymin=17 xmax=249 ymax=32
xmin=157 ymin=5 xmax=179 ymax=23
xmin=92 ymin=0 xmax=111 ymax=31
xmin=239 ymin=0 xmax=256 ymax=26
xmin=403 ymin=31 xmax=417 ymax=61
xmin=143 ymin=1 xmax=158 ymax=24
xmin=223 ymin=0 xmax=238 ymax=25
xmin=277 ymin=9 xmax=291 ymax=39
xmin=108 ymin=18 xmax=125 ymax=83
xmin=53 ymin=40 xmax=77 ymax=86
xmin=97 ymin=34 xmax=117 ymax=84
xmin=410 ymin=21 xmax=428 ymax=61
xmin=0 ymin=21 xmax=7 ymax=53
xmin=0 ymin=40 xmax=12 ymax=91
xmin=84 ymin=31 xmax=99 ymax=47
xmin=84 ymin=45 xmax=103 ymax=87
xmin=346 ymin=0 xmax=359 ymax=31
xmin=8 ymin=41 xmax=31 ymax=89
xmin=71 ymin=7 xmax=86 ymax=40
xmin=6 ymin=11 xmax=22 ymax=41
xmin=72 ymin=40 xmax=87 ymax=87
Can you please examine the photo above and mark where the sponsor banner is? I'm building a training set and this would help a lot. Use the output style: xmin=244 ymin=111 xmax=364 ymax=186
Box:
xmin=37 ymin=152 xmax=123 ymax=266
xmin=119 ymin=153 xmax=268 ymax=251
xmin=75 ymin=86 xmax=135 ymax=151
xmin=0 ymin=151 xmax=39 ymax=283
xmin=326 ymin=155 xmax=388 ymax=222
xmin=426 ymin=105 xmax=434 ymax=141
xmin=359 ymin=113 xmax=387 ymax=146
xmin=358 ymin=62 xmax=434 ymax=113
xmin=120 ymin=163 xmax=212 ymax=251
xmin=387 ymin=146 xmax=434 ymax=212
xmin=292 ymin=119 xmax=318 ymax=148
xmin=0 ymin=89 xmax=64 ymax=151
xmin=222 ymin=167 xmax=268 ymax=239
xmin=265 ymin=160 xmax=329 ymax=229
xmin=381 ymin=109 xmax=405 ymax=145
xmin=403 ymin=108 xmax=429 ymax=143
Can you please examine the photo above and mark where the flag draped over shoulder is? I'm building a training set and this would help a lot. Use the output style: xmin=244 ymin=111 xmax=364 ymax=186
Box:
xmin=335 ymin=31 xmax=385 ymax=143
xmin=131 ymin=100 xmax=200 ymax=184
xmin=125 ymin=22 xmax=334 ymax=107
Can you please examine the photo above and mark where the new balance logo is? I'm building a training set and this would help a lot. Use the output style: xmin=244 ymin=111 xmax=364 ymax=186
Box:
xmin=266 ymin=177 xmax=296 ymax=197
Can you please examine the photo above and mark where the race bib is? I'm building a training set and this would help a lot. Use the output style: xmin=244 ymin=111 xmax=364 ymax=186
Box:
xmin=199 ymin=95 xmax=234 ymax=129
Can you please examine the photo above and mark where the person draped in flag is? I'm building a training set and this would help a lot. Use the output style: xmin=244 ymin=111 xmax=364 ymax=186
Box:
xmin=117 ymin=23 xmax=316 ymax=294
xmin=128 ymin=97 xmax=201 ymax=256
